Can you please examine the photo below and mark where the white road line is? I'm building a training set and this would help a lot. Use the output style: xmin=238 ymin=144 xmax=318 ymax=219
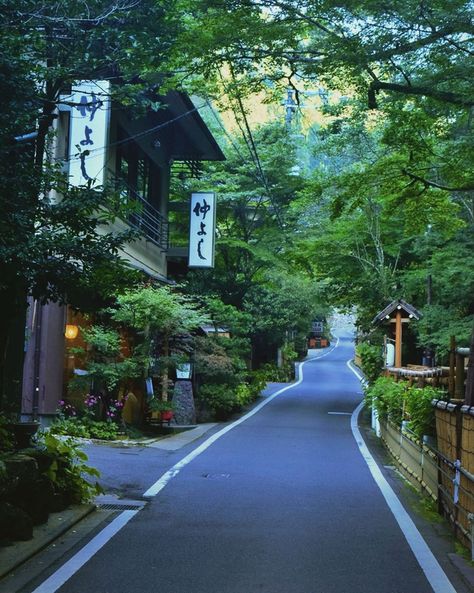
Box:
xmin=143 ymin=337 xmax=340 ymax=497
xmin=31 ymin=341 xmax=341 ymax=593
xmin=30 ymin=510 xmax=139 ymax=593
xmin=346 ymin=359 xmax=368 ymax=386
xmin=32 ymin=338 xmax=339 ymax=593
xmin=347 ymin=361 xmax=457 ymax=593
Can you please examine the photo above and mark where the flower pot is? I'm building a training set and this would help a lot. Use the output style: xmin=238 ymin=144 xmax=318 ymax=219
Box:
xmin=160 ymin=410 xmax=173 ymax=422
xmin=149 ymin=409 xmax=174 ymax=426
xmin=9 ymin=421 xmax=41 ymax=450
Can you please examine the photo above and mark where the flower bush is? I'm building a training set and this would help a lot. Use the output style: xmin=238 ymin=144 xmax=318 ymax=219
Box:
xmin=57 ymin=400 xmax=78 ymax=419
xmin=50 ymin=392 xmax=127 ymax=441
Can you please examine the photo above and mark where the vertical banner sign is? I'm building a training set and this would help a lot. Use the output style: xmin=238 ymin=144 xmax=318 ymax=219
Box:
xmin=68 ymin=81 xmax=111 ymax=188
xmin=188 ymin=192 xmax=216 ymax=268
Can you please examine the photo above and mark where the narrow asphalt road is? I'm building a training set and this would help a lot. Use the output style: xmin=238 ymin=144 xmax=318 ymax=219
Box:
xmin=23 ymin=333 xmax=462 ymax=593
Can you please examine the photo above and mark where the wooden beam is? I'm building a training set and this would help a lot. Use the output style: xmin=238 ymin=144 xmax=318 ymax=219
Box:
xmin=449 ymin=336 xmax=456 ymax=398
xmin=455 ymin=352 xmax=465 ymax=400
xmin=395 ymin=310 xmax=402 ymax=368
xmin=465 ymin=324 xmax=474 ymax=405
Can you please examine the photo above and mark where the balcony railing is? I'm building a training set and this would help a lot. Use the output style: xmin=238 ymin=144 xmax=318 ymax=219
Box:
xmin=110 ymin=173 xmax=169 ymax=252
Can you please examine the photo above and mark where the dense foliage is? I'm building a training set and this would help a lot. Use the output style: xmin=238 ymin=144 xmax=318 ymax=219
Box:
xmin=167 ymin=0 xmax=474 ymax=366
xmin=355 ymin=342 xmax=384 ymax=384
xmin=365 ymin=377 xmax=441 ymax=438
xmin=2 ymin=0 xmax=474 ymax=419
xmin=0 ymin=0 xmax=185 ymax=411
xmin=171 ymin=121 xmax=328 ymax=367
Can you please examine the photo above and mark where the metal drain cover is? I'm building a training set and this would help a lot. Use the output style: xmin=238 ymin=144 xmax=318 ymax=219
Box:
xmin=95 ymin=496 xmax=147 ymax=511
xmin=202 ymin=473 xmax=231 ymax=479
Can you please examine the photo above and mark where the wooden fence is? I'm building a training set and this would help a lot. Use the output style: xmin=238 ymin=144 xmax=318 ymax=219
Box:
xmin=380 ymin=421 xmax=438 ymax=501
xmin=434 ymin=401 xmax=474 ymax=550
xmin=380 ymin=403 xmax=474 ymax=554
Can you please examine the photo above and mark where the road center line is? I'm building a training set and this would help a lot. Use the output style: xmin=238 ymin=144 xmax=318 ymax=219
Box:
xmin=31 ymin=340 xmax=341 ymax=593
xmin=347 ymin=360 xmax=457 ymax=593
xmin=143 ymin=336 xmax=340 ymax=497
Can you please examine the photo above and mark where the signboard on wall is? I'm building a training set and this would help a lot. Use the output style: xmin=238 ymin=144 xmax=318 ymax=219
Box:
xmin=67 ymin=80 xmax=111 ymax=188
xmin=188 ymin=192 xmax=216 ymax=268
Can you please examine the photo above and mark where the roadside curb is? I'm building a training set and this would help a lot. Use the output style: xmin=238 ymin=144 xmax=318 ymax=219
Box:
xmin=0 ymin=504 xmax=95 ymax=580
xmin=447 ymin=553 xmax=474 ymax=590
xmin=0 ymin=383 xmax=295 ymax=583
xmin=356 ymin=396 xmax=474 ymax=592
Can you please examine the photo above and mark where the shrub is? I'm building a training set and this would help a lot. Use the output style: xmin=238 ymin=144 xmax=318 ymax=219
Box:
xmin=258 ymin=362 xmax=295 ymax=382
xmin=366 ymin=377 xmax=442 ymax=438
xmin=49 ymin=419 xmax=90 ymax=438
xmin=194 ymin=337 xmax=244 ymax=387
xmin=356 ymin=342 xmax=384 ymax=384
xmin=248 ymin=372 xmax=267 ymax=398
xmin=235 ymin=383 xmax=254 ymax=407
xmin=365 ymin=376 xmax=407 ymax=425
xmin=405 ymin=386 xmax=438 ymax=437
xmin=37 ymin=432 xmax=102 ymax=503
xmin=198 ymin=384 xmax=239 ymax=420
xmin=49 ymin=418 xmax=119 ymax=441
xmin=84 ymin=421 xmax=119 ymax=440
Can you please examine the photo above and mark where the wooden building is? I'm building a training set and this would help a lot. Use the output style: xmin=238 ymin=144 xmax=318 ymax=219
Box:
xmin=21 ymin=86 xmax=224 ymax=422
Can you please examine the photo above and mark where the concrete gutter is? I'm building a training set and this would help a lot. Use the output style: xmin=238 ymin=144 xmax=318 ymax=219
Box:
xmin=0 ymin=504 xmax=95 ymax=579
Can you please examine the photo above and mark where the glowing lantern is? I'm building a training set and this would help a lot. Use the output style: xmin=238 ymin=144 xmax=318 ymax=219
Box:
xmin=64 ymin=324 xmax=79 ymax=340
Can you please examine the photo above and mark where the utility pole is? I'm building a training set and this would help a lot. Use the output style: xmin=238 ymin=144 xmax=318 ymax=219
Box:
xmin=283 ymin=88 xmax=297 ymax=127
xmin=423 ymin=224 xmax=434 ymax=367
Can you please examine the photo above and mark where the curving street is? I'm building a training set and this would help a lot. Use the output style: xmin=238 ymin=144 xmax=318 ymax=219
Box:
xmin=18 ymin=333 xmax=463 ymax=593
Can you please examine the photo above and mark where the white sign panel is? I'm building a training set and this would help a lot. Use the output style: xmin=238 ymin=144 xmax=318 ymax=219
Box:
xmin=188 ymin=192 xmax=216 ymax=268
xmin=67 ymin=81 xmax=111 ymax=187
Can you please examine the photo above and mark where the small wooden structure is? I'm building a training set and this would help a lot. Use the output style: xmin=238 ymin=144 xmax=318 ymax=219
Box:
xmin=372 ymin=299 xmax=422 ymax=368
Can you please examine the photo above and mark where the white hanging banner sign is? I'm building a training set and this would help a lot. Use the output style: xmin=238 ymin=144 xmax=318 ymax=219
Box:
xmin=188 ymin=192 xmax=216 ymax=268
xmin=67 ymin=80 xmax=111 ymax=187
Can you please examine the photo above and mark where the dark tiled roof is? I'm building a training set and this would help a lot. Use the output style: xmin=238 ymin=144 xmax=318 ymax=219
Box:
xmin=372 ymin=299 xmax=422 ymax=324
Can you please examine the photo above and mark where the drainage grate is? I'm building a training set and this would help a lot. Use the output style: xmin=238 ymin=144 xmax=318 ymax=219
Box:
xmin=202 ymin=473 xmax=231 ymax=479
xmin=95 ymin=497 xmax=147 ymax=511
xmin=97 ymin=503 xmax=144 ymax=511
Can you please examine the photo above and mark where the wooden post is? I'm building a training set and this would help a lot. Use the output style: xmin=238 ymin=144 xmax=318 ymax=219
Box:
xmin=449 ymin=336 xmax=456 ymax=398
xmin=395 ymin=310 xmax=402 ymax=368
xmin=466 ymin=324 xmax=474 ymax=406
xmin=455 ymin=352 xmax=466 ymax=400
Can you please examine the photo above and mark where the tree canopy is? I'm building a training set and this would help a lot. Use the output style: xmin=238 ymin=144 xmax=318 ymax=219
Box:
xmin=1 ymin=0 xmax=473 ymax=408
xmin=166 ymin=0 xmax=474 ymax=361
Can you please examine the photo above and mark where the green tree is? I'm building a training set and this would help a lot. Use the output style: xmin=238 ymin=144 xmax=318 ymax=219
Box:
xmin=169 ymin=0 xmax=474 ymax=393
xmin=176 ymin=121 xmax=326 ymax=365
xmin=0 ymin=0 xmax=182 ymax=411
xmin=111 ymin=286 xmax=208 ymax=400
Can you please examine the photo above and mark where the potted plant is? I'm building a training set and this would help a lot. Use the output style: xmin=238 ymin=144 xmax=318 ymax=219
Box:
xmin=6 ymin=416 xmax=41 ymax=450
xmin=148 ymin=398 xmax=174 ymax=425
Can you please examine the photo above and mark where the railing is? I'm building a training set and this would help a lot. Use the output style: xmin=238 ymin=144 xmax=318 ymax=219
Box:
xmin=380 ymin=418 xmax=474 ymax=557
xmin=109 ymin=172 xmax=169 ymax=251
xmin=381 ymin=421 xmax=438 ymax=501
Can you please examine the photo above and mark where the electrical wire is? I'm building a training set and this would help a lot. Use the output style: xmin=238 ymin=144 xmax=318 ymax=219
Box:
xmin=66 ymin=101 xmax=207 ymax=164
